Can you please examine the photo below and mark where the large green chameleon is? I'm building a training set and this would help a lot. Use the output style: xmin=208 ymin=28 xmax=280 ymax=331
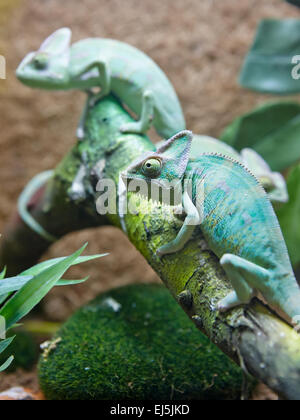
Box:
xmin=122 ymin=130 xmax=300 ymax=322
xmin=16 ymin=28 xmax=185 ymax=139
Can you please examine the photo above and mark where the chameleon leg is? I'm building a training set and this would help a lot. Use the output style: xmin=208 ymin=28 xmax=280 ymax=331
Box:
xmin=18 ymin=170 xmax=58 ymax=243
xmin=157 ymin=190 xmax=200 ymax=257
xmin=76 ymin=61 xmax=111 ymax=139
xmin=120 ymin=90 xmax=155 ymax=134
xmin=88 ymin=60 xmax=111 ymax=105
xmin=77 ymin=91 xmax=94 ymax=140
xmin=217 ymin=253 xmax=269 ymax=312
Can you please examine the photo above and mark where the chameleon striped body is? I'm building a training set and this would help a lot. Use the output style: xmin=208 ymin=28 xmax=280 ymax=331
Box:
xmin=16 ymin=28 xmax=185 ymax=139
xmin=123 ymin=131 xmax=300 ymax=322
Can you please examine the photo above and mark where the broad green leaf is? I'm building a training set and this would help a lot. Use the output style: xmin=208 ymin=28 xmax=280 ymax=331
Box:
xmin=239 ymin=19 xmax=300 ymax=94
xmin=0 ymin=356 xmax=14 ymax=372
xmin=57 ymin=277 xmax=88 ymax=286
xmin=0 ymin=276 xmax=33 ymax=297
xmin=277 ymin=165 xmax=300 ymax=267
xmin=0 ymin=336 xmax=15 ymax=354
xmin=0 ymin=275 xmax=88 ymax=297
xmin=0 ymin=269 xmax=11 ymax=305
xmin=21 ymin=254 xmax=107 ymax=277
xmin=221 ymin=101 xmax=300 ymax=171
xmin=0 ymin=268 xmax=7 ymax=280
xmin=0 ymin=244 xmax=87 ymax=329
xmin=286 ymin=0 xmax=300 ymax=7
xmin=0 ymin=294 xmax=10 ymax=305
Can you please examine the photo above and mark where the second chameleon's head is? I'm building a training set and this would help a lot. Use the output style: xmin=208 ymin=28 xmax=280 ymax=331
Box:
xmin=16 ymin=28 xmax=72 ymax=89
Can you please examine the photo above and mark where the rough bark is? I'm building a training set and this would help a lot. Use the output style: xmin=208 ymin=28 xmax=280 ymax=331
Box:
xmin=1 ymin=95 xmax=300 ymax=399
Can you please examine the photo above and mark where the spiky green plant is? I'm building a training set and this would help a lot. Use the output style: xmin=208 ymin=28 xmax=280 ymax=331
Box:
xmin=0 ymin=243 xmax=106 ymax=372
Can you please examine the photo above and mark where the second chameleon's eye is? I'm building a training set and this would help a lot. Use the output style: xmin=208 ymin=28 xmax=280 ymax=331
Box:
xmin=142 ymin=158 xmax=162 ymax=177
xmin=32 ymin=53 xmax=49 ymax=70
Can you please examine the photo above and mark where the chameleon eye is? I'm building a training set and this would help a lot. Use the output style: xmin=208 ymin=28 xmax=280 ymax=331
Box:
xmin=142 ymin=158 xmax=162 ymax=178
xmin=32 ymin=53 xmax=49 ymax=70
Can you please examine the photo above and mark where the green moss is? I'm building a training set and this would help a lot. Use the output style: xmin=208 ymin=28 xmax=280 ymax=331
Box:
xmin=39 ymin=284 xmax=246 ymax=400
xmin=0 ymin=329 xmax=38 ymax=372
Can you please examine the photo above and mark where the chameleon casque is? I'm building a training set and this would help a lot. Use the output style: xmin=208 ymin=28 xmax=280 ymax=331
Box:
xmin=122 ymin=130 xmax=300 ymax=322
xmin=16 ymin=28 xmax=185 ymax=139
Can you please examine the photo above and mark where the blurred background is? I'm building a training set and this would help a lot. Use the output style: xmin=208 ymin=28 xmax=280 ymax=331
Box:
xmin=0 ymin=0 xmax=298 ymax=324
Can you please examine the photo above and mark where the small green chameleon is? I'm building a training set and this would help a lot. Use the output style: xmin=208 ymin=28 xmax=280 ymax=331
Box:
xmin=156 ymin=134 xmax=289 ymax=206
xmin=122 ymin=130 xmax=300 ymax=321
xmin=16 ymin=28 xmax=185 ymax=139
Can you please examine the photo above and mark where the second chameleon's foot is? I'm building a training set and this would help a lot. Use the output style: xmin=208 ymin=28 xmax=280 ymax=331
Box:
xmin=120 ymin=122 xmax=146 ymax=135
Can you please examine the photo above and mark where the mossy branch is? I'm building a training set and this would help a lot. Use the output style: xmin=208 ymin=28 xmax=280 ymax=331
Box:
xmin=1 ymin=95 xmax=300 ymax=399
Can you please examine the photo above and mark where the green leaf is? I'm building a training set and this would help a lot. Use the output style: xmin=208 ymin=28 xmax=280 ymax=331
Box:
xmin=0 ymin=356 xmax=14 ymax=372
xmin=0 ymin=244 xmax=87 ymax=330
xmin=0 ymin=276 xmax=33 ymax=297
xmin=277 ymin=165 xmax=300 ymax=267
xmin=0 ymin=294 xmax=10 ymax=306
xmin=21 ymin=254 xmax=107 ymax=277
xmin=57 ymin=277 xmax=89 ymax=286
xmin=0 ymin=268 xmax=7 ymax=280
xmin=0 ymin=275 xmax=88 ymax=298
xmin=221 ymin=101 xmax=300 ymax=171
xmin=0 ymin=269 xmax=11 ymax=305
xmin=239 ymin=19 xmax=300 ymax=94
xmin=0 ymin=336 xmax=15 ymax=354
xmin=286 ymin=0 xmax=300 ymax=7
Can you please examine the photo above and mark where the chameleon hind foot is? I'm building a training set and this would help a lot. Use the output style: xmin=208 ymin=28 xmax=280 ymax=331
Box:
xmin=217 ymin=291 xmax=245 ymax=312
xmin=120 ymin=90 xmax=154 ymax=135
xmin=217 ymin=253 xmax=264 ymax=312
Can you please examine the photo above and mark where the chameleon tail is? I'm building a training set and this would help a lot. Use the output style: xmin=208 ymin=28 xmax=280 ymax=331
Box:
xmin=18 ymin=170 xmax=57 ymax=243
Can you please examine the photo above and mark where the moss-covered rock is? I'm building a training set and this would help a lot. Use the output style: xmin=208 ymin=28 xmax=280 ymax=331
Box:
xmin=0 ymin=329 xmax=38 ymax=372
xmin=39 ymin=284 xmax=246 ymax=400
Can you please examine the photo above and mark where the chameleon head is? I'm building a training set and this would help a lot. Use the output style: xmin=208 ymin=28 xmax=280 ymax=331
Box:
xmin=121 ymin=130 xmax=193 ymax=189
xmin=16 ymin=28 xmax=72 ymax=89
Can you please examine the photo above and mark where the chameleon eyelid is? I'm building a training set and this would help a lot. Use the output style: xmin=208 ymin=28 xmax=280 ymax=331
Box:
xmin=143 ymin=156 xmax=162 ymax=165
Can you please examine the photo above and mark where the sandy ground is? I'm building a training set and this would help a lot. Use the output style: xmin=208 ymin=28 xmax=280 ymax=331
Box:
xmin=0 ymin=0 xmax=298 ymax=397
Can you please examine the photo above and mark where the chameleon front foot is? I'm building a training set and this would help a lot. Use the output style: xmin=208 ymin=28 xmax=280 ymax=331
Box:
xmin=120 ymin=121 xmax=152 ymax=135
xmin=120 ymin=90 xmax=154 ymax=135
xmin=156 ymin=241 xmax=183 ymax=257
